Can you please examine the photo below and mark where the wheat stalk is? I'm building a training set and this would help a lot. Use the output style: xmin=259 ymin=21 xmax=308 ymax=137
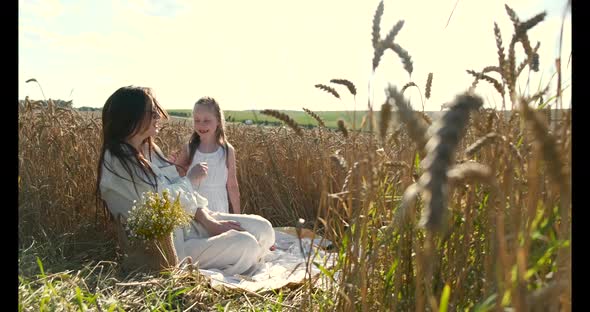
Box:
xmin=330 ymin=79 xmax=357 ymax=96
xmin=519 ymin=98 xmax=566 ymax=189
xmin=387 ymin=127 xmax=401 ymax=146
xmin=387 ymin=42 xmax=413 ymax=76
xmin=401 ymin=82 xmax=417 ymax=94
xmin=373 ymin=43 xmax=386 ymax=71
xmin=383 ymin=20 xmax=405 ymax=45
xmin=372 ymin=1 xmax=385 ymax=71
xmin=413 ymin=93 xmax=483 ymax=231
xmin=302 ymin=107 xmax=325 ymax=127
xmin=526 ymin=84 xmax=550 ymax=107
xmin=507 ymin=35 xmax=518 ymax=104
xmin=260 ymin=109 xmax=303 ymax=136
xmin=464 ymin=132 xmax=501 ymax=156
xmin=447 ymin=162 xmax=494 ymax=187
xmin=379 ymin=102 xmax=392 ymax=143
xmin=370 ymin=1 xmax=409 ymax=74
xmin=385 ymin=85 xmax=429 ymax=152
xmin=483 ymin=66 xmax=502 ymax=75
xmin=519 ymin=12 xmax=547 ymax=33
xmin=337 ymin=119 xmax=349 ymax=138
xmin=425 ymin=73 xmax=433 ymax=100
xmin=505 ymin=4 xmax=520 ymax=26
xmin=341 ymin=161 xmax=360 ymax=193
xmin=315 ymin=84 xmax=340 ymax=99
xmin=467 ymin=70 xmax=504 ymax=96
xmin=330 ymin=153 xmax=348 ymax=173
xmin=484 ymin=109 xmax=499 ymax=132
xmin=418 ymin=111 xmax=432 ymax=126
xmin=494 ymin=23 xmax=508 ymax=87
xmin=372 ymin=1 xmax=384 ymax=51
xmin=384 ymin=160 xmax=410 ymax=170
xmin=516 ymin=41 xmax=541 ymax=77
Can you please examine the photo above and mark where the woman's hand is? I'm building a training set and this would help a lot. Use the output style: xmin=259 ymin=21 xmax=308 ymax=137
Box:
xmin=204 ymin=219 xmax=245 ymax=236
xmin=186 ymin=162 xmax=208 ymax=185
xmin=168 ymin=150 xmax=179 ymax=163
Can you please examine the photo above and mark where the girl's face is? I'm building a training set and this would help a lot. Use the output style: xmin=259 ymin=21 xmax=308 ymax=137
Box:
xmin=193 ymin=105 xmax=219 ymax=138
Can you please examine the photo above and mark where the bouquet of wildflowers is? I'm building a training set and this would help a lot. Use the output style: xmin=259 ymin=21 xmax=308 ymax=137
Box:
xmin=125 ymin=189 xmax=192 ymax=268
xmin=126 ymin=189 xmax=192 ymax=241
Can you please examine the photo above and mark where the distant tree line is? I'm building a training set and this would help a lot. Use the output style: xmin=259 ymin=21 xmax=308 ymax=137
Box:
xmin=242 ymin=119 xmax=316 ymax=129
xmin=77 ymin=106 xmax=102 ymax=112
xmin=19 ymin=99 xmax=75 ymax=109
xmin=169 ymin=111 xmax=191 ymax=117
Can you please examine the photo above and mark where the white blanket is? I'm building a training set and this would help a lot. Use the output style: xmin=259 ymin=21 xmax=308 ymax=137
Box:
xmin=196 ymin=227 xmax=334 ymax=292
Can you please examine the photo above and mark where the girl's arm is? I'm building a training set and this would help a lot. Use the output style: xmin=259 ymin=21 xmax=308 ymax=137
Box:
xmin=226 ymin=144 xmax=241 ymax=214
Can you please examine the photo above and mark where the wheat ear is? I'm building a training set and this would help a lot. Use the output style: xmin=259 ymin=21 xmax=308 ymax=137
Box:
xmin=401 ymin=82 xmax=417 ymax=94
xmin=330 ymin=79 xmax=357 ymax=96
xmin=386 ymin=85 xmax=429 ymax=152
xmin=425 ymin=73 xmax=433 ymax=99
xmin=302 ymin=107 xmax=325 ymax=127
xmin=416 ymin=93 xmax=483 ymax=231
xmin=315 ymin=84 xmax=340 ymax=99
xmin=260 ymin=109 xmax=303 ymax=136
xmin=379 ymin=101 xmax=392 ymax=143
xmin=372 ymin=1 xmax=385 ymax=71
xmin=337 ymin=119 xmax=349 ymax=138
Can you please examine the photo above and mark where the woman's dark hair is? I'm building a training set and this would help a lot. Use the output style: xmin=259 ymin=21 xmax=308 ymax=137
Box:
xmin=95 ymin=86 xmax=170 ymax=219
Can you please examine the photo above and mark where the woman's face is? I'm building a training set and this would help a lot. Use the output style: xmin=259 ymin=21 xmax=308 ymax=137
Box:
xmin=136 ymin=97 xmax=162 ymax=140
xmin=193 ymin=105 xmax=219 ymax=139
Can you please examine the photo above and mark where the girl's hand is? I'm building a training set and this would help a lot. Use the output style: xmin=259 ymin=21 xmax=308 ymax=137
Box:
xmin=205 ymin=219 xmax=245 ymax=236
xmin=187 ymin=162 xmax=208 ymax=184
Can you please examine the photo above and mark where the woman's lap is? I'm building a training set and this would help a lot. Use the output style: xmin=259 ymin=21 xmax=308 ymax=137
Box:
xmin=182 ymin=229 xmax=261 ymax=274
xmin=211 ymin=212 xmax=275 ymax=250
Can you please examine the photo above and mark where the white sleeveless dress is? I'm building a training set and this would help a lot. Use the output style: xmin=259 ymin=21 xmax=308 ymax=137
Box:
xmin=187 ymin=146 xmax=229 ymax=214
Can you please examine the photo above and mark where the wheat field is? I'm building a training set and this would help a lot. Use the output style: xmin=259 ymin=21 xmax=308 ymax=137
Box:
xmin=18 ymin=2 xmax=570 ymax=311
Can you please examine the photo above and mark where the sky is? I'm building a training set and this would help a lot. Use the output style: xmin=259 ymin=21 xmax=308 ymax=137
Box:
xmin=19 ymin=0 xmax=571 ymax=112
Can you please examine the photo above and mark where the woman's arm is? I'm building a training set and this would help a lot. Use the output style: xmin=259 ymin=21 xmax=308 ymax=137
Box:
xmin=194 ymin=207 xmax=244 ymax=236
xmin=226 ymin=144 xmax=241 ymax=214
xmin=173 ymin=144 xmax=191 ymax=177
xmin=100 ymin=151 xmax=153 ymax=219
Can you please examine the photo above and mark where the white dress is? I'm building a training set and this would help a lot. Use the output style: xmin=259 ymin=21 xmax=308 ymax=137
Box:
xmin=187 ymin=146 xmax=230 ymax=214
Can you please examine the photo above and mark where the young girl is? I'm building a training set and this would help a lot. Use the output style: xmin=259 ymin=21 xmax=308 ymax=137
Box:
xmin=173 ymin=97 xmax=240 ymax=215
xmin=97 ymin=86 xmax=274 ymax=275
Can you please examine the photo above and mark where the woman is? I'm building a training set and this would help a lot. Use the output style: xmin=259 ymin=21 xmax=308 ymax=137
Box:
xmin=96 ymin=85 xmax=274 ymax=275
